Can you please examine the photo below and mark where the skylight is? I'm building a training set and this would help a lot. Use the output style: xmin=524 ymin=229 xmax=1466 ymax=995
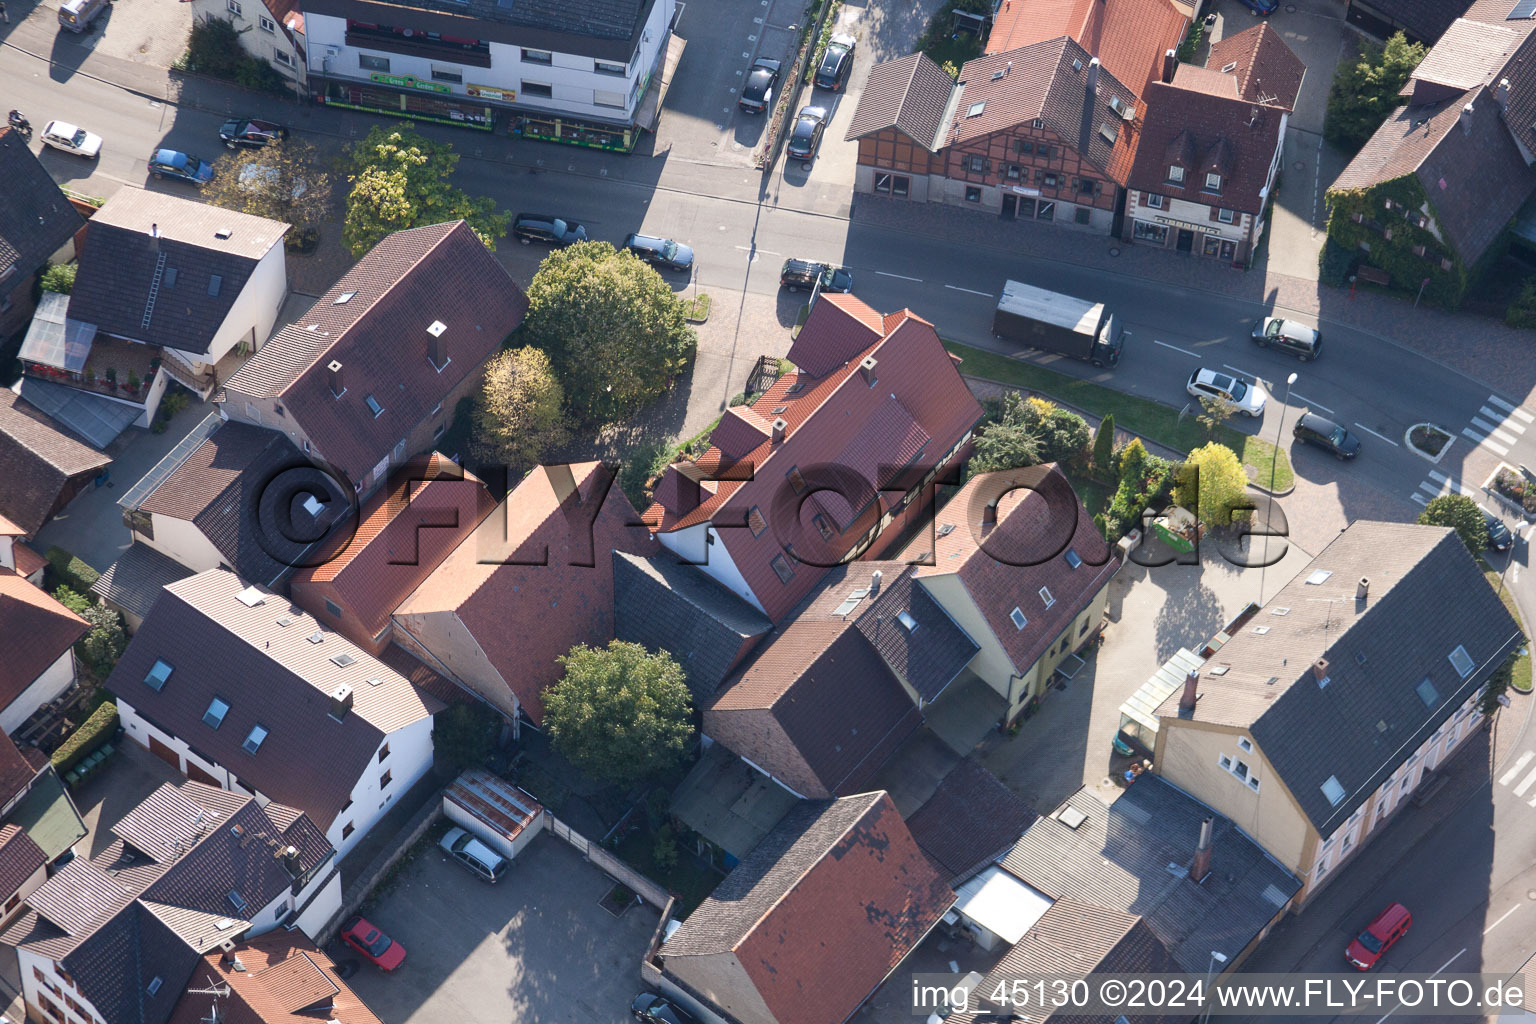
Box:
xmin=147 ymin=977 xmax=162 ymax=996
xmin=1270 ymin=606 xmax=1291 ymax=616
xmin=1065 ymin=548 xmax=1082 ymax=569
xmin=331 ymin=652 xmax=358 ymax=668
xmin=967 ymin=101 xmax=986 ymax=117
xmin=227 ymin=889 xmax=249 ymax=915
xmin=365 ymin=394 xmax=384 ymax=418
xmin=834 ymin=588 xmax=869 ymax=617
xmin=1415 ymin=676 xmax=1439 ymax=708
xmin=243 ymin=724 xmax=269 ymax=754
xmin=203 ymin=696 xmax=230 ymax=730
xmin=207 ymin=274 xmax=223 ymax=297
xmin=897 ymin=610 xmax=918 ymax=633
xmin=937 ymin=523 xmax=956 ymax=538
xmin=302 ymin=493 xmax=326 ymax=517
xmin=1448 ymin=645 xmax=1474 ymax=678
xmin=1010 ymin=607 xmax=1027 ymax=630
xmin=1039 ymin=586 xmax=1055 ymax=608
xmin=1321 ymin=775 xmax=1346 ymax=806
xmin=334 ymin=291 xmax=357 ymax=305
xmin=1306 ymin=570 xmax=1333 ymax=585
xmin=1099 ymin=122 xmax=1117 ymax=144
xmin=145 ymin=659 xmax=173 ymax=692
xmin=235 ymin=585 xmax=266 ymax=607
xmin=308 ymin=632 xmax=325 ymax=644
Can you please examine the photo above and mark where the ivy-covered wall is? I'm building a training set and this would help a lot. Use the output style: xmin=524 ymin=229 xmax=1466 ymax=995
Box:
xmin=1324 ymin=173 xmax=1470 ymax=308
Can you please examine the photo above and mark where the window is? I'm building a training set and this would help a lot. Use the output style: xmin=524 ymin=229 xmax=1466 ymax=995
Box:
xmin=1065 ymin=548 xmax=1081 ymax=568
xmin=1321 ymin=775 xmax=1346 ymax=806
xmin=207 ymin=275 xmax=223 ymax=297
xmin=227 ymin=889 xmax=249 ymax=914
xmin=1079 ymin=618 xmax=1090 ymax=636
xmin=812 ymin=514 xmax=834 ymax=541
xmin=1247 ymin=775 xmax=1261 ymax=792
xmin=1010 ymin=607 xmax=1027 ymax=630
xmin=1016 ymin=139 xmax=1034 ymax=155
xmin=145 ymin=659 xmax=173 ymax=691
xmin=380 ymin=768 xmax=392 ymax=788
xmin=1144 ymin=192 xmax=1164 ymax=209
xmin=1036 ymin=201 xmax=1054 ymax=221
xmin=226 ymin=0 xmax=241 ymax=12
xmin=967 ymin=154 xmax=986 ymax=174
xmin=1232 ymin=759 xmax=1250 ymax=782
xmin=431 ymin=65 xmax=463 ymax=84
xmin=1076 ymin=177 xmax=1095 ymax=196
xmin=1315 ymin=856 xmax=1329 ymax=879
xmin=770 ymin=554 xmax=794 ymax=584
xmin=258 ymin=13 xmax=274 ymax=30
xmin=1032 ymin=118 xmax=1045 ymax=129
xmin=873 ymin=172 xmax=910 ymax=197
xmin=1006 ymin=164 xmax=1021 ymax=180
xmin=594 ymin=89 xmax=626 ymax=108
xmin=748 ymin=506 xmax=767 ymax=537
xmin=359 ymin=53 xmax=389 ymax=72
xmin=964 ymin=186 xmax=982 ymax=203
xmin=1415 ymin=676 xmax=1439 ymax=707
xmin=273 ymin=47 xmax=294 ymax=67
xmin=342 ymin=822 xmax=355 ymax=839
xmin=324 ymin=598 xmax=342 ymax=619
xmin=1167 ymin=165 xmax=1185 ymax=184
xmin=1342 ymin=833 xmax=1353 ymax=852
xmin=897 ymin=610 xmax=918 ymax=632
xmin=1218 ymin=753 xmax=1233 ymax=771
xmin=147 ymin=977 xmax=163 ymax=996
xmin=1039 ymin=586 xmax=1055 ymax=608
xmin=276 ymin=904 xmax=288 ymax=921
xmin=522 ymin=48 xmax=553 ymax=64
xmin=1133 ymin=220 xmax=1169 ymax=244
xmin=786 ymin=467 xmax=806 ymax=494
xmin=365 ymin=394 xmax=384 ymax=418
xmin=242 ymin=724 xmax=268 ymax=754
xmin=379 ymin=743 xmax=390 ymax=763
xmin=4 ymin=893 xmax=18 ymax=912
xmin=1041 ymin=172 xmax=1058 ymax=188
xmin=1204 ymin=172 xmax=1222 ymax=192
xmin=1217 ymin=208 xmax=1235 ymax=224
xmin=522 ymin=81 xmax=554 ymax=98
xmin=1440 ymin=257 xmax=1453 ymax=271
xmin=1074 ymin=207 xmax=1091 ymax=225
xmin=203 ymin=697 xmax=230 ymax=730
xmin=595 ymin=59 xmax=626 ymax=76
xmin=1448 ymin=645 xmax=1474 ymax=677
xmin=1238 ymin=737 xmax=1253 ymax=752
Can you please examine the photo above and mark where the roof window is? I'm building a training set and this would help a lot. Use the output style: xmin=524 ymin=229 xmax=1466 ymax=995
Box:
xmin=771 ymin=554 xmax=794 ymax=584
xmin=226 ymin=889 xmax=249 ymax=915
xmin=207 ymin=274 xmax=223 ymax=297
xmin=235 ymin=585 xmax=265 ymax=607
xmin=897 ymin=610 xmax=919 ymax=633
xmin=330 ymin=652 xmax=358 ymax=668
xmin=365 ymin=394 xmax=384 ymax=418
xmin=1321 ymin=775 xmax=1346 ymax=806
xmin=1306 ymin=570 xmax=1333 ymax=585
xmin=147 ymin=977 xmax=163 ymax=996
xmin=243 ymin=724 xmax=269 ymax=754
xmin=1010 ymin=607 xmax=1027 ymax=630
xmin=1448 ymin=645 xmax=1474 ymax=678
xmin=1415 ymin=676 xmax=1439 ymax=708
xmin=303 ymin=494 xmax=326 ymax=517
xmin=203 ymin=696 xmax=230 ymax=730
xmin=1065 ymin=548 xmax=1082 ymax=568
xmin=834 ymin=588 xmax=869 ymax=616
xmin=334 ymin=291 xmax=357 ymax=304
xmin=1221 ymin=60 xmax=1238 ymax=73
xmin=1099 ymin=122 xmax=1117 ymax=144
xmin=1270 ymin=606 xmax=1290 ymax=616
xmin=747 ymin=506 xmax=767 ymax=538
xmin=308 ymin=632 xmax=325 ymax=644
xmin=163 ymin=268 xmax=178 ymax=287
xmin=145 ymin=659 xmax=173 ymax=692
xmin=967 ymin=101 xmax=986 ymax=117
xmin=1039 ymin=586 xmax=1055 ymax=608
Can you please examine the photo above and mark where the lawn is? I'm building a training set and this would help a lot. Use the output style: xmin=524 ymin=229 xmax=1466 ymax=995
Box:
xmin=1485 ymin=568 xmax=1532 ymax=694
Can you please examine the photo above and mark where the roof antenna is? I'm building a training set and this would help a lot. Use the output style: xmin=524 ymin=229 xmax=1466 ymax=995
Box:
xmin=187 ymin=977 xmax=231 ymax=1024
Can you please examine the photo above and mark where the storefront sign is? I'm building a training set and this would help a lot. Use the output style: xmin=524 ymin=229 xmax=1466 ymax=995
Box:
xmin=1153 ymin=215 xmax=1215 ymax=234
xmin=368 ymin=72 xmax=451 ymax=94
xmin=467 ymin=83 xmax=515 ymax=101
xmin=1010 ymin=186 xmax=1041 ymax=196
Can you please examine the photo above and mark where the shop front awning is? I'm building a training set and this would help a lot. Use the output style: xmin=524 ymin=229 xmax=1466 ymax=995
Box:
xmin=635 ymin=34 xmax=687 ymax=133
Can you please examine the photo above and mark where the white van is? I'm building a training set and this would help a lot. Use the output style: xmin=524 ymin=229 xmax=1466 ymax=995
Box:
xmin=58 ymin=0 xmax=109 ymax=33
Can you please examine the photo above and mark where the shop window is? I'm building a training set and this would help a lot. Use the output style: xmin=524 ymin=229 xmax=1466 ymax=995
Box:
xmin=1074 ymin=207 xmax=1091 ymax=225
xmin=359 ymin=53 xmax=389 ymax=72
xmin=522 ymin=48 xmax=553 ymax=65
xmin=1037 ymin=201 xmax=1055 ymax=221
xmin=964 ymin=186 xmax=982 ymax=203
xmin=594 ymin=89 xmax=626 ymax=109
xmin=1144 ymin=192 xmax=1164 ymax=209
xmin=522 ymin=81 xmax=553 ymax=98
xmin=431 ymin=65 xmax=463 ymax=83
xmin=1203 ymin=235 xmax=1222 ymax=258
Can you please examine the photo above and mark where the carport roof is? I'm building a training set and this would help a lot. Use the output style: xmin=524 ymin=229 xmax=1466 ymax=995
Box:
xmin=91 ymin=543 xmax=197 ymax=622
xmin=669 ymin=743 xmax=800 ymax=861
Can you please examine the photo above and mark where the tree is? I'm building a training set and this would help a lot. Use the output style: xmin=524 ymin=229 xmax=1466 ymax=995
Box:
xmin=432 ymin=702 xmax=502 ymax=772
xmin=1196 ymin=395 xmax=1236 ymax=439
xmin=970 ymin=391 xmax=1042 ymax=475
xmin=79 ymin=605 xmax=126 ymax=673
xmin=543 ymin=640 xmax=694 ymax=784
xmin=1480 ymin=654 xmax=1517 ymax=717
xmin=343 ymin=124 xmax=511 ymax=257
xmin=52 ymin=586 xmax=90 ymax=616
xmin=1324 ymin=32 xmax=1426 ymax=154
xmin=39 ymin=263 xmax=76 ymax=295
xmin=1036 ymin=405 xmax=1091 ymax=466
xmin=1418 ymin=493 xmax=1486 ymax=555
xmin=522 ymin=242 xmax=697 ymax=423
xmin=203 ymin=139 xmax=333 ymax=234
xmin=471 ymin=346 xmax=568 ymax=469
xmin=1172 ymin=443 xmax=1249 ymax=526
xmin=1092 ymin=412 xmax=1116 ymax=476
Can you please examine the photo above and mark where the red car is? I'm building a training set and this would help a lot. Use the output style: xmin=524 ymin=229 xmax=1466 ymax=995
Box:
xmin=341 ymin=915 xmax=406 ymax=971
xmin=1345 ymin=902 xmax=1411 ymax=970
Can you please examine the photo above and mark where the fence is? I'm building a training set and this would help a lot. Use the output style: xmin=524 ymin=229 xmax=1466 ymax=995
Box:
xmin=545 ymin=811 xmax=670 ymax=909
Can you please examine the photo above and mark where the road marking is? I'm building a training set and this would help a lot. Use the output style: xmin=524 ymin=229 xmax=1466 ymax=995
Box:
xmin=1486 ymin=395 xmax=1535 ymax=423
xmin=1153 ymin=339 xmax=1200 ymax=358
xmin=1499 ymin=751 xmax=1533 ymax=786
xmin=1374 ymin=949 xmax=1465 ymax=1024
xmin=1288 ymin=391 xmax=1334 ymax=414
xmin=945 ymin=284 xmax=994 ymax=297
xmin=733 ymin=245 xmax=781 ymax=256
xmin=1410 ymin=493 xmax=1428 ymax=506
xmin=1512 ymin=766 xmax=1536 ymax=797
xmin=1428 ymin=469 xmax=1447 ymax=484
xmin=1480 ymin=406 xmax=1527 ymax=433
xmin=1419 ymin=480 xmax=1442 ymax=497
xmin=876 ymin=271 xmax=921 ymax=282
xmin=1485 ymin=906 xmax=1522 ymax=935
xmin=1462 ymin=427 xmax=1509 ymax=456
xmin=1353 ymin=422 xmax=1399 ymax=446
xmin=1471 ymin=417 xmax=1518 ymax=445
xmin=1222 ymin=363 xmax=1260 ymax=381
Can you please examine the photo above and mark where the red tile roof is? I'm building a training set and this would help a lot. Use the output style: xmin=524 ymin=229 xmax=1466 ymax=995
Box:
xmin=1206 ymin=22 xmax=1307 ymax=112
xmin=290 ymin=453 xmax=496 ymax=649
xmin=396 ymin=463 xmax=657 ymax=724
xmin=1128 ymin=80 xmax=1287 ymax=216
xmin=0 ymin=514 xmax=23 ymax=535
xmin=987 ymin=0 xmax=1190 ymax=99
xmin=0 ymin=570 xmax=88 ymax=714
xmin=14 ymin=542 xmax=46 ymax=580
xmin=166 ymin=931 xmax=382 ymax=1024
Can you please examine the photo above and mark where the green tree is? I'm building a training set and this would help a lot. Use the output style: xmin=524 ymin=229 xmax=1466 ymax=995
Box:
xmin=79 ymin=604 xmax=126 ymax=672
xmin=1324 ymin=32 xmax=1426 ymax=154
xmin=471 ymin=346 xmax=568 ymax=469
xmin=1196 ymin=395 xmax=1236 ymax=439
xmin=543 ymin=640 xmax=694 ymax=784
xmin=39 ymin=263 xmax=77 ymax=295
xmin=432 ymin=702 xmax=502 ymax=772
xmin=52 ymin=586 xmax=90 ymax=616
xmin=1172 ymin=443 xmax=1250 ymax=526
xmin=1507 ymin=278 xmax=1536 ymax=329
xmin=1480 ymin=654 xmax=1518 ymax=717
xmin=970 ymin=391 xmax=1043 ymax=475
xmin=343 ymin=124 xmax=511 ymax=256
xmin=1091 ymin=412 xmax=1116 ymax=476
xmin=1417 ymin=493 xmax=1486 ymax=555
xmin=203 ymin=139 xmax=333 ymax=234
xmin=1037 ymin=406 xmax=1091 ymax=466
xmin=522 ymin=242 xmax=697 ymax=423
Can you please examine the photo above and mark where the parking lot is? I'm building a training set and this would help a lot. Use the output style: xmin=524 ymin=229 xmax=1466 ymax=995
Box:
xmin=343 ymin=833 xmax=662 ymax=1024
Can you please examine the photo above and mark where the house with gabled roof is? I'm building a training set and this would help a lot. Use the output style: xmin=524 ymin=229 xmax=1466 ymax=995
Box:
xmin=652 ymin=791 xmax=954 ymax=1024
xmin=0 ymin=126 xmax=86 ymax=337
xmin=0 ymin=390 xmax=112 ymax=538
xmin=105 ymin=570 xmax=442 ymax=862
xmin=3 ymin=780 xmax=338 ymax=1024
xmin=190 ymin=0 xmax=307 ymax=90
xmin=1152 ymin=521 xmax=1522 ymax=905
xmin=642 ymin=294 xmax=982 ymax=626
xmin=218 ymin=220 xmax=527 ymax=498
xmin=905 ymin=756 xmax=1037 ymax=886
xmin=165 ymin=930 xmax=383 ymax=1024
xmin=0 ymin=570 xmax=89 ymax=736
xmin=0 ymin=514 xmax=47 ymax=585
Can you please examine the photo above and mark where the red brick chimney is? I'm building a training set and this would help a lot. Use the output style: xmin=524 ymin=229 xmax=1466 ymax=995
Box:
xmin=1178 ymin=669 xmax=1199 ymax=714
xmin=1191 ymin=816 xmax=1214 ymax=882
xmin=1162 ymin=48 xmax=1177 ymax=84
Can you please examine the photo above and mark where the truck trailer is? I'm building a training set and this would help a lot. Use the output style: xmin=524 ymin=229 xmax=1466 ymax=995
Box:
xmin=993 ymin=280 xmax=1124 ymax=367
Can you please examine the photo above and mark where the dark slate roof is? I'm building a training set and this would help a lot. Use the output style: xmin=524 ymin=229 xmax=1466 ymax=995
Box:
xmin=1156 ymin=522 xmax=1523 ymax=834
xmin=0 ymin=391 xmax=112 ymax=535
xmin=297 ymin=0 xmax=659 ymax=59
xmin=668 ymin=743 xmax=801 ymax=861
xmin=612 ymin=550 xmax=771 ymax=702
xmin=850 ymin=565 xmax=980 ymax=704
xmin=663 ymin=792 xmax=954 ymax=1024
xmin=905 ymin=757 xmax=1037 ymax=884
xmin=999 ymin=778 xmax=1302 ymax=973
xmin=66 ymin=190 xmax=286 ymax=356
xmin=0 ymin=127 xmax=84 ymax=282
xmin=0 ymin=824 xmax=46 ymax=900
xmin=846 ymin=52 xmax=959 ymax=148
xmin=1129 ymin=81 xmax=1287 ymax=216
xmin=1350 ymin=0 xmax=1473 ymax=44
xmin=92 ymin=544 xmax=196 ymax=621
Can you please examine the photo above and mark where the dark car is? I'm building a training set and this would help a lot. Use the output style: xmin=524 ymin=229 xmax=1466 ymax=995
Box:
xmin=1292 ymin=412 xmax=1361 ymax=461
xmin=739 ymin=57 xmax=782 ymax=113
xmin=814 ymin=33 xmax=856 ymax=91
xmin=149 ymin=148 xmax=215 ymax=184
xmin=786 ymin=106 xmax=828 ymax=160
xmin=1346 ymin=903 xmax=1411 ymax=971
xmin=1234 ymin=0 xmax=1278 ymax=12
xmin=220 ymin=117 xmax=289 ymax=149
xmin=1485 ymin=508 xmax=1513 ymax=551
xmin=780 ymin=258 xmax=852 ymax=293
xmin=512 ymin=213 xmax=587 ymax=246
xmin=1252 ymin=316 xmax=1321 ymax=361
xmin=624 ymin=233 xmax=694 ymax=271
xmin=632 ymin=992 xmax=700 ymax=1024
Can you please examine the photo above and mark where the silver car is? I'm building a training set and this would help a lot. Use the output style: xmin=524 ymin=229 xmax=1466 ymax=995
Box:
xmin=440 ymin=826 xmax=508 ymax=883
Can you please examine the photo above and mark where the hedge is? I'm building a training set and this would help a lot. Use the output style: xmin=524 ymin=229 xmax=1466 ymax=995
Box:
xmin=47 ymin=547 xmax=99 ymax=594
xmin=51 ymin=702 xmax=118 ymax=774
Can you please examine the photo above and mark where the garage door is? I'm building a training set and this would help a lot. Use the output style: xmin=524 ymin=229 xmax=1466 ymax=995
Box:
xmin=187 ymin=761 xmax=220 ymax=787
xmin=148 ymin=736 xmax=180 ymax=771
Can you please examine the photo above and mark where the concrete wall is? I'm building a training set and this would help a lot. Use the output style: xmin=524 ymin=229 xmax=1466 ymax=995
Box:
xmin=0 ymin=648 xmax=76 ymax=736
xmin=292 ymin=868 xmax=343 ymax=937
xmin=0 ymin=863 xmax=47 ymax=928
xmin=139 ymin=512 xmax=229 ymax=574
xmin=18 ymin=946 xmax=107 ymax=1024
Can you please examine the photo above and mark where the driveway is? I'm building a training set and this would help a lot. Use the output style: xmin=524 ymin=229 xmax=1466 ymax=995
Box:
xmin=343 ymin=833 xmax=661 ymax=1024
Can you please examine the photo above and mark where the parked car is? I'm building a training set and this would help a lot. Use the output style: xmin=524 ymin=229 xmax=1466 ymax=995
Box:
xmin=57 ymin=0 xmax=108 ymax=34
xmin=1485 ymin=508 xmax=1513 ymax=551
xmin=1252 ymin=316 xmax=1321 ymax=361
xmin=786 ymin=106 xmax=828 ymax=160
xmin=512 ymin=213 xmax=587 ymax=246
xmin=1186 ymin=368 xmax=1265 ymax=418
xmin=624 ymin=233 xmax=694 ymax=271
xmin=220 ymin=117 xmax=289 ymax=149
xmin=1234 ymin=0 xmax=1279 ymax=12
xmin=739 ymin=57 xmax=782 ymax=114
xmin=1292 ymin=412 xmax=1360 ymax=461
xmin=814 ymin=33 xmax=856 ymax=91
xmin=40 ymin=121 xmax=102 ymax=159
xmin=1345 ymin=902 xmax=1411 ymax=970
xmin=632 ymin=992 xmax=700 ymax=1024
xmin=340 ymin=915 xmax=406 ymax=971
xmin=149 ymin=148 xmax=215 ymax=184
xmin=780 ymin=258 xmax=852 ymax=293
xmin=439 ymin=826 xmax=508 ymax=882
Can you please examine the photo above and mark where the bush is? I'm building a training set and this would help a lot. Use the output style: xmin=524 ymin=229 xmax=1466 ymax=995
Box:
xmin=39 ymin=263 xmax=77 ymax=295
xmin=52 ymin=701 xmax=118 ymax=775
xmin=1318 ymin=237 xmax=1357 ymax=288
xmin=52 ymin=586 xmax=91 ymax=616
xmin=79 ymin=605 xmax=126 ymax=673
xmin=1176 ymin=20 xmax=1205 ymax=62
xmin=180 ymin=16 xmax=285 ymax=93
xmin=1324 ymin=32 xmax=1426 ymax=155
xmin=47 ymin=547 xmax=99 ymax=594
xmin=1506 ymin=278 xmax=1536 ymax=329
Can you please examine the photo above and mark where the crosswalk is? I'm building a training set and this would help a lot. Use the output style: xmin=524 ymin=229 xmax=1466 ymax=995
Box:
xmin=1410 ymin=395 xmax=1532 ymax=507
xmin=1499 ymin=751 xmax=1536 ymax=805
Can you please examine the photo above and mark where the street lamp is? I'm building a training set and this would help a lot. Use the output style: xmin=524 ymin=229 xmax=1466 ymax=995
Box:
xmin=1201 ymin=950 xmax=1229 ymax=1024
xmin=1257 ymin=372 xmax=1297 ymax=606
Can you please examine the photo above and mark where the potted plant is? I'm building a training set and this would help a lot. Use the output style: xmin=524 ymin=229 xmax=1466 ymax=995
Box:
xmin=84 ymin=368 xmax=95 ymax=386
xmin=125 ymin=370 xmax=140 ymax=394
xmin=104 ymin=367 xmax=117 ymax=389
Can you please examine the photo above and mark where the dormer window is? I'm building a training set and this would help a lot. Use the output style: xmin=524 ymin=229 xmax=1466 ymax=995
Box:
xmin=1204 ymin=172 xmax=1222 ymax=192
xmin=1167 ymin=165 xmax=1185 ymax=184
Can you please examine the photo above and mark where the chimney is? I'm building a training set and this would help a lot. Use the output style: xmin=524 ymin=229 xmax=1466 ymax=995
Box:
xmin=982 ymin=501 xmax=998 ymax=526
xmin=427 ymin=320 xmax=448 ymax=369
xmin=328 ymin=683 xmax=354 ymax=721
xmin=1356 ymin=577 xmax=1369 ymax=601
xmin=1086 ymin=56 xmax=1101 ymax=95
xmin=859 ymin=355 xmax=878 ymax=387
xmin=1191 ymin=816 xmax=1214 ymax=882
xmin=771 ymin=417 xmax=788 ymax=445
xmin=870 ymin=570 xmax=882 ymax=595
xmin=1499 ymin=78 xmax=1512 ymax=110
xmin=149 ymin=222 xmax=161 ymax=252
xmin=1162 ymin=48 xmax=1177 ymax=84
xmin=1460 ymin=101 xmax=1475 ymax=134
xmin=278 ymin=845 xmax=301 ymax=875
xmin=1178 ymin=669 xmax=1199 ymax=714
xmin=326 ymin=359 xmax=345 ymax=397
xmin=1312 ymin=658 xmax=1330 ymax=682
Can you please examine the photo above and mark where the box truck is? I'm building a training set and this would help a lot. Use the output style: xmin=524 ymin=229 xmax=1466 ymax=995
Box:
xmin=993 ymin=280 xmax=1124 ymax=367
